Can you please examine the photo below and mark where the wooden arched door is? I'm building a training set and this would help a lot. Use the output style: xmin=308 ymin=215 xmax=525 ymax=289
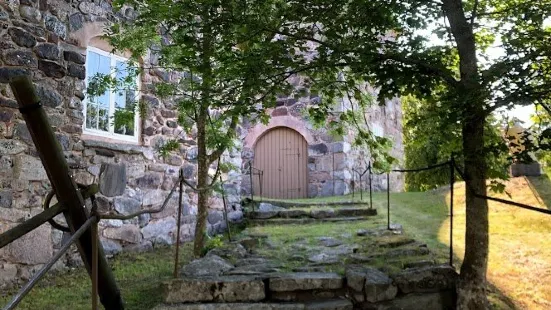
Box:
xmin=253 ymin=127 xmax=308 ymax=199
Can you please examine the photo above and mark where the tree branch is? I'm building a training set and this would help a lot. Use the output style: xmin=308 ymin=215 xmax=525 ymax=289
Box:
xmin=207 ymin=114 xmax=239 ymax=164
xmin=470 ymin=0 xmax=479 ymax=26
xmin=263 ymin=28 xmax=459 ymax=88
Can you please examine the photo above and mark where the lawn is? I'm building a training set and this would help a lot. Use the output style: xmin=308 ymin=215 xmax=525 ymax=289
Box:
xmin=0 ymin=244 xmax=195 ymax=310
xmin=2 ymin=176 xmax=550 ymax=309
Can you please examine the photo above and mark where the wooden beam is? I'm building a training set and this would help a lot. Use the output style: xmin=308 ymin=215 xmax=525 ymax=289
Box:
xmin=0 ymin=203 xmax=63 ymax=249
xmin=0 ymin=186 xmax=99 ymax=249
xmin=9 ymin=76 xmax=124 ymax=310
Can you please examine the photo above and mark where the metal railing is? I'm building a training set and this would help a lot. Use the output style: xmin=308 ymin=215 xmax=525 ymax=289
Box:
xmin=378 ymin=157 xmax=551 ymax=267
xmin=247 ymin=161 xmax=264 ymax=207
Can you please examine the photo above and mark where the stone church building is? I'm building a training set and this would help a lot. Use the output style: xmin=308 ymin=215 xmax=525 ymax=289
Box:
xmin=0 ymin=0 xmax=403 ymax=287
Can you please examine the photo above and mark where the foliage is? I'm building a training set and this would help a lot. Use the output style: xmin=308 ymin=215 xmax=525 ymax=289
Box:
xmin=158 ymin=139 xmax=180 ymax=159
xmin=201 ymin=235 xmax=225 ymax=256
xmin=403 ymin=95 xmax=510 ymax=191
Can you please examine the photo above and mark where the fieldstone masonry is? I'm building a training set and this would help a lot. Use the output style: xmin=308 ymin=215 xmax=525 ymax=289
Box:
xmin=240 ymin=81 xmax=404 ymax=198
xmin=0 ymin=0 xmax=403 ymax=288
xmin=0 ymin=0 xmax=242 ymax=288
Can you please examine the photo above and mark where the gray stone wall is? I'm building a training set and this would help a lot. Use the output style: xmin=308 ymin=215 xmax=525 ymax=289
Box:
xmin=240 ymin=80 xmax=404 ymax=198
xmin=0 ymin=0 xmax=241 ymax=288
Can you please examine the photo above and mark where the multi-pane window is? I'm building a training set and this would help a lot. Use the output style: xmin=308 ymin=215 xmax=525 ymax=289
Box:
xmin=84 ymin=46 xmax=139 ymax=142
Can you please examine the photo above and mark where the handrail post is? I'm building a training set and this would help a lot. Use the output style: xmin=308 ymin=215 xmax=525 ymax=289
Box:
xmin=259 ymin=171 xmax=264 ymax=202
xmin=249 ymin=162 xmax=254 ymax=202
xmin=387 ymin=172 xmax=390 ymax=230
xmin=449 ymin=157 xmax=455 ymax=267
xmin=219 ymin=175 xmax=232 ymax=242
xmin=368 ymin=163 xmax=372 ymax=208
xmin=174 ymin=170 xmax=184 ymax=278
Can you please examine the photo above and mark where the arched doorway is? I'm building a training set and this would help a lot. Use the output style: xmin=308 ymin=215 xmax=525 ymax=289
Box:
xmin=253 ymin=127 xmax=308 ymax=199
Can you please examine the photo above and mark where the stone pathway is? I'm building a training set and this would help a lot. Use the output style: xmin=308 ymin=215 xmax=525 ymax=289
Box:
xmin=156 ymin=225 xmax=457 ymax=310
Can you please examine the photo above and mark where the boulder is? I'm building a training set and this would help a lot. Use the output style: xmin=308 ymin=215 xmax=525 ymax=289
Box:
xmin=364 ymin=267 xmax=398 ymax=302
xmin=376 ymin=236 xmax=415 ymax=248
xmin=114 ymin=197 xmax=141 ymax=215
xmin=141 ymin=217 xmax=176 ymax=244
xmin=181 ymin=255 xmax=234 ymax=278
xmin=101 ymin=239 xmax=123 ymax=256
xmin=360 ymin=291 xmax=456 ymax=310
xmin=346 ymin=265 xmax=368 ymax=292
xmin=278 ymin=209 xmax=308 ymax=218
xmin=14 ymin=154 xmax=48 ymax=181
xmin=258 ymin=203 xmax=285 ymax=212
xmin=0 ymin=140 xmax=26 ymax=155
xmin=310 ymin=209 xmax=335 ymax=219
xmin=4 ymin=224 xmax=52 ymax=264
xmin=0 ymin=190 xmax=13 ymax=208
xmin=206 ymin=243 xmax=247 ymax=260
xmin=308 ymin=253 xmax=339 ymax=265
xmin=269 ymin=272 xmax=343 ymax=292
xmin=318 ymin=237 xmax=343 ymax=247
xmin=392 ymin=265 xmax=457 ymax=294
xmin=403 ymin=260 xmax=436 ymax=269
xmin=250 ymin=211 xmax=278 ymax=219
xmin=104 ymin=224 xmax=141 ymax=244
xmin=99 ymin=163 xmax=127 ymax=197
xmin=162 ymin=276 xmax=265 ymax=303
xmin=383 ymin=247 xmax=430 ymax=258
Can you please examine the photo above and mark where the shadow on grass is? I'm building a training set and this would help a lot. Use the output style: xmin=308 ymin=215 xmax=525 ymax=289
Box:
xmin=371 ymin=190 xmax=518 ymax=310
xmin=525 ymin=174 xmax=551 ymax=210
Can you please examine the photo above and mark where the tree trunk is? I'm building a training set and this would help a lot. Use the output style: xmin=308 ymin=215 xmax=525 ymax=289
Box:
xmin=458 ymin=113 xmax=489 ymax=309
xmin=442 ymin=0 xmax=490 ymax=308
xmin=193 ymin=106 xmax=210 ymax=257
xmin=193 ymin=4 xmax=213 ymax=258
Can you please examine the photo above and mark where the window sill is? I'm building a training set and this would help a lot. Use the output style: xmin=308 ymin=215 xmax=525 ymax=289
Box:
xmin=81 ymin=134 xmax=153 ymax=159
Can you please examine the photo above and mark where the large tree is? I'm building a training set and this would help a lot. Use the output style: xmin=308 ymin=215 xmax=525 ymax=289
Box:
xmin=261 ymin=0 xmax=551 ymax=308
xmin=103 ymin=0 xmax=312 ymax=256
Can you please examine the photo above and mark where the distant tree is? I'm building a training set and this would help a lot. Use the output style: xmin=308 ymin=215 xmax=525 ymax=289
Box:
xmin=403 ymin=95 xmax=509 ymax=191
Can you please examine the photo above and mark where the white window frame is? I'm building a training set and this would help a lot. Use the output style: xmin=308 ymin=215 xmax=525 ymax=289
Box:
xmin=83 ymin=46 xmax=140 ymax=143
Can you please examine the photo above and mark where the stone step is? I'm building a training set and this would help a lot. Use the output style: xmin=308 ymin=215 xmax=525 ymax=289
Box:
xmin=269 ymin=272 xmax=344 ymax=292
xmin=248 ymin=216 xmax=374 ymax=226
xmin=162 ymin=276 xmax=265 ymax=303
xmin=153 ymin=299 xmax=353 ymax=310
xmin=253 ymin=200 xmax=369 ymax=209
xmin=248 ymin=207 xmax=376 ymax=220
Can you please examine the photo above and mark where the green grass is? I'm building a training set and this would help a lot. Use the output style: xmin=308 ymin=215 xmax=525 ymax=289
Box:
xmin=0 ymin=244 xmax=194 ymax=310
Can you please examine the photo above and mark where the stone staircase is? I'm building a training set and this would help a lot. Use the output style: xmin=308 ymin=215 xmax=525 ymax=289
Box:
xmin=155 ymin=266 xmax=456 ymax=310
xmin=245 ymin=201 xmax=377 ymax=226
xmin=153 ymin=227 xmax=457 ymax=310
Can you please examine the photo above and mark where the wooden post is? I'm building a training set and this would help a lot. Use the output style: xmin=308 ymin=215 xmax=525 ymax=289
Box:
xmin=9 ymin=77 xmax=124 ymax=310
xmin=173 ymin=170 xmax=184 ymax=278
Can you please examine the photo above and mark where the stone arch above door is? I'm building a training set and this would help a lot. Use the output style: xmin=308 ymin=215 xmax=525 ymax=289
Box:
xmin=244 ymin=115 xmax=315 ymax=149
